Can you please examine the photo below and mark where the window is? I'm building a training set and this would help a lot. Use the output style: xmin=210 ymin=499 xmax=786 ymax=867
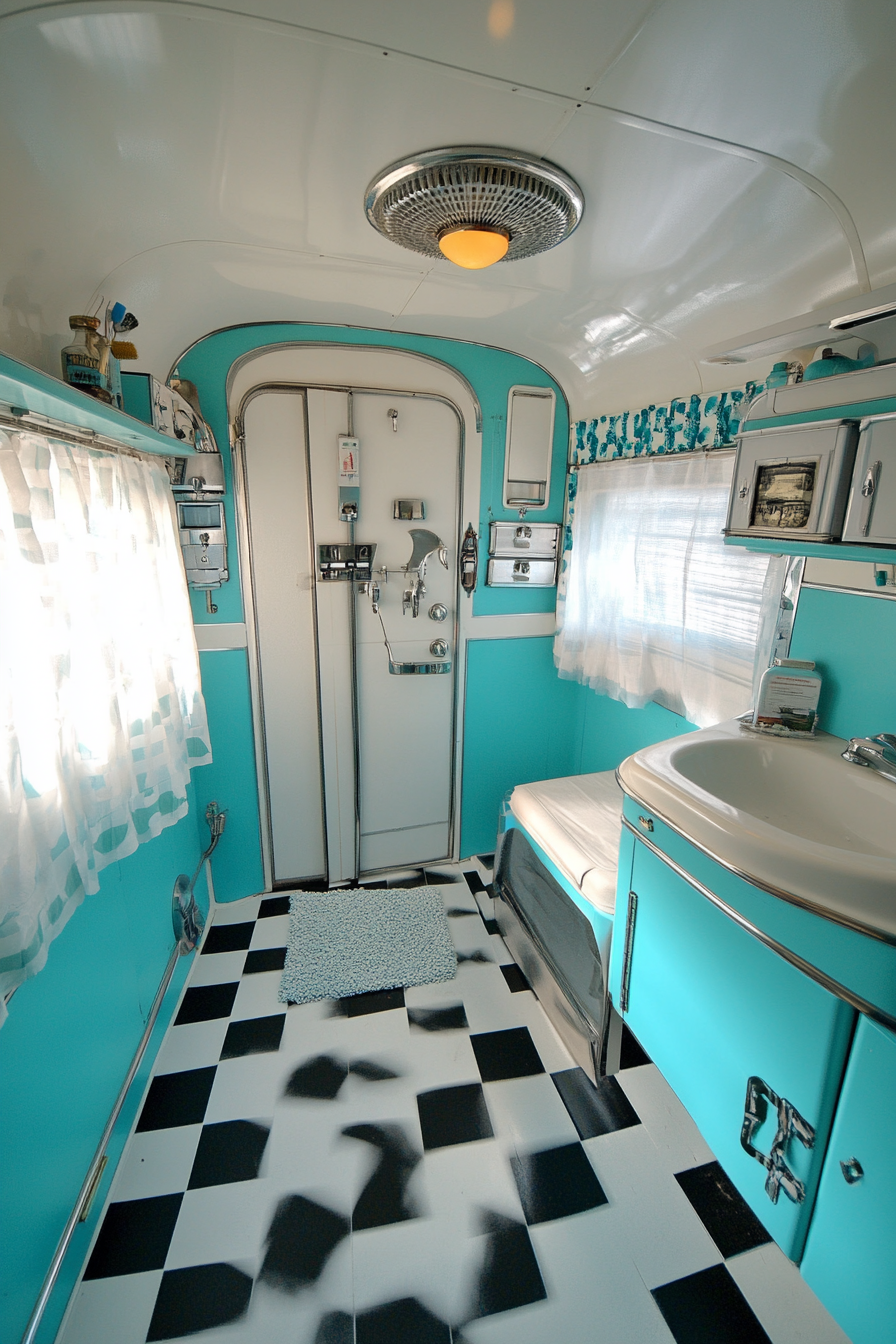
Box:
xmin=555 ymin=452 xmax=785 ymax=727
xmin=0 ymin=429 xmax=211 ymax=1020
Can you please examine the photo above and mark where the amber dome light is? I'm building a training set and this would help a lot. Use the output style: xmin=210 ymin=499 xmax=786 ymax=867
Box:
xmin=438 ymin=224 xmax=510 ymax=269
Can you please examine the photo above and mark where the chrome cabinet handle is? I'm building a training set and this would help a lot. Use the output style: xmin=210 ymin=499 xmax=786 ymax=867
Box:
xmin=740 ymin=1075 xmax=816 ymax=1204
xmin=637 ymin=815 xmax=654 ymax=832
xmin=619 ymin=890 xmax=638 ymax=1014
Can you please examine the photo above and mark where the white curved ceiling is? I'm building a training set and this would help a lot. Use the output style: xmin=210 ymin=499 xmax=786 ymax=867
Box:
xmin=0 ymin=0 xmax=893 ymax=415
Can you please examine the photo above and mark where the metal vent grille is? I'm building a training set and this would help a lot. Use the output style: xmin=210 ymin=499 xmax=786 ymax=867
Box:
xmin=365 ymin=147 xmax=583 ymax=262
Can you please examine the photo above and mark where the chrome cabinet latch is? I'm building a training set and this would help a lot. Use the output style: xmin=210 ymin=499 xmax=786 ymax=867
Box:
xmin=840 ymin=1156 xmax=864 ymax=1184
xmin=740 ymin=1075 xmax=815 ymax=1204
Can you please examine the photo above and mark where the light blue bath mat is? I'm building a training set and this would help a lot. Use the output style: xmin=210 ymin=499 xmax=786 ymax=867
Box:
xmin=278 ymin=886 xmax=457 ymax=1005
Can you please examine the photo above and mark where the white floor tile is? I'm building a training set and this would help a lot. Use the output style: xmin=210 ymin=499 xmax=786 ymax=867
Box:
xmin=109 ymin=1126 xmax=203 ymax=1202
xmin=153 ymin=1018 xmax=230 ymax=1073
xmin=616 ymin=1063 xmax=716 ymax=1171
xmin=420 ymin=1138 xmax=525 ymax=1227
xmin=205 ymin=1052 xmax=295 ymax=1123
xmin=164 ymin=1179 xmax=278 ymax=1273
xmin=57 ymin=1271 xmax=163 ymax=1344
xmin=483 ymin=1074 xmax=579 ymax=1151
xmin=450 ymin=915 xmax=500 ymax=959
xmin=249 ymin=913 xmax=290 ymax=949
xmin=210 ymin=896 xmax=262 ymax=925
xmin=352 ymin=1214 xmax=472 ymax=1327
xmin=231 ymin=970 xmax=286 ymax=1020
xmin=583 ymin=1125 xmax=722 ymax=1288
xmin=728 ymin=1243 xmax=852 ymax=1344
xmin=190 ymin=950 xmax=247 ymax=986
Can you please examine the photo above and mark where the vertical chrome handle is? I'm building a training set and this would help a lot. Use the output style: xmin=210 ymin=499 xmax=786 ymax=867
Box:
xmin=859 ymin=460 xmax=882 ymax=536
xmin=619 ymin=890 xmax=638 ymax=1014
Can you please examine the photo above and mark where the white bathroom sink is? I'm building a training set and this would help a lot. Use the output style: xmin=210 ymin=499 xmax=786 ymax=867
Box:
xmin=618 ymin=719 xmax=896 ymax=938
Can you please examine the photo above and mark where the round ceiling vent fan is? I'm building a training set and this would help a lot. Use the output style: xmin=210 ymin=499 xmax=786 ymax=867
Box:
xmin=364 ymin=146 xmax=584 ymax=270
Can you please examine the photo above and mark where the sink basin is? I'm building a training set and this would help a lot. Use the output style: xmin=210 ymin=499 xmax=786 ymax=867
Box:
xmin=618 ymin=720 xmax=896 ymax=938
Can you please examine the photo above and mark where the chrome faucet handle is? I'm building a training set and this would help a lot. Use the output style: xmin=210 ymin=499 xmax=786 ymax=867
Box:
xmin=842 ymin=734 xmax=896 ymax=781
xmin=872 ymin=733 xmax=896 ymax=751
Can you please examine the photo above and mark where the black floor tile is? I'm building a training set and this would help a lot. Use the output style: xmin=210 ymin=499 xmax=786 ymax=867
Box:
xmin=259 ymin=894 xmax=291 ymax=917
xmin=136 ymin=1067 xmax=217 ymax=1132
xmin=284 ymin=1054 xmax=349 ymax=1100
xmin=417 ymin=1082 xmax=494 ymax=1150
xmin=652 ymin=1264 xmax=772 ymax=1344
xmin=477 ymin=853 xmax=496 ymax=868
xmin=423 ymin=869 xmax=464 ymax=885
xmin=620 ymin=1022 xmax=651 ymax=1068
xmin=187 ymin=1119 xmax=270 ymax=1188
xmin=387 ymin=870 xmax=426 ymax=888
xmin=259 ymin=1194 xmax=349 ymax=1291
xmin=482 ymin=917 xmax=500 ymax=936
xmin=551 ymin=1068 xmax=641 ymax=1139
xmin=175 ymin=982 xmax=238 ymax=1025
xmin=147 ymin=1263 xmax=253 ymax=1340
xmin=314 ymin=1312 xmax=354 ymax=1344
xmin=470 ymin=1209 xmax=547 ymax=1318
xmin=407 ymin=1004 xmax=469 ymax=1032
xmin=676 ymin=1162 xmax=772 ymax=1259
xmin=344 ymin=1122 xmax=422 ymax=1229
xmin=332 ymin=987 xmax=406 ymax=1017
xmin=201 ymin=921 xmax=255 ymax=954
xmin=350 ymin=1058 xmax=402 ymax=1081
xmin=499 ymin=963 xmax=531 ymax=994
xmin=220 ymin=1012 xmax=285 ymax=1059
xmin=445 ymin=907 xmax=480 ymax=918
xmin=457 ymin=950 xmax=492 ymax=964
xmin=471 ymin=1027 xmax=544 ymax=1082
xmin=83 ymin=1194 xmax=182 ymax=1278
xmin=463 ymin=870 xmax=486 ymax=895
xmin=243 ymin=946 xmax=287 ymax=974
xmin=510 ymin=1142 xmax=608 ymax=1224
xmin=356 ymin=1297 xmax=451 ymax=1344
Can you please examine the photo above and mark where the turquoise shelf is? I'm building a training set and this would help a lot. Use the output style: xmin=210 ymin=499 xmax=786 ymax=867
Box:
xmin=0 ymin=350 xmax=177 ymax=456
xmin=725 ymin=535 xmax=896 ymax=565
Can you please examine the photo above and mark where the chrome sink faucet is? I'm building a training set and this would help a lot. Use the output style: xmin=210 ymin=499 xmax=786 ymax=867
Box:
xmin=842 ymin=733 xmax=896 ymax=784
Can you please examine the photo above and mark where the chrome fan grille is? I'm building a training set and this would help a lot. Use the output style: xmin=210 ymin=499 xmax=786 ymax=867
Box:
xmin=365 ymin=149 xmax=583 ymax=262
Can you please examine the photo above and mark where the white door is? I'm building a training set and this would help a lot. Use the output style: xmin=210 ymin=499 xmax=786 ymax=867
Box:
xmin=351 ymin=392 xmax=460 ymax=871
xmin=241 ymin=391 xmax=327 ymax=884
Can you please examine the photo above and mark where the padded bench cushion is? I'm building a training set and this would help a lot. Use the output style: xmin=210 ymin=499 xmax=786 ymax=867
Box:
xmin=508 ymin=770 xmax=623 ymax=916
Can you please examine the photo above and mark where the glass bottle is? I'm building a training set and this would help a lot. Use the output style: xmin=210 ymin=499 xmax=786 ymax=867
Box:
xmin=61 ymin=316 xmax=112 ymax=403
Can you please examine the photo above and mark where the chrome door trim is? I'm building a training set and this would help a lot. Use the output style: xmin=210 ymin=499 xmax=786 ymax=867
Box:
xmin=233 ymin=385 xmax=329 ymax=891
xmin=622 ymin=817 xmax=896 ymax=1031
xmin=619 ymin=779 xmax=896 ymax=947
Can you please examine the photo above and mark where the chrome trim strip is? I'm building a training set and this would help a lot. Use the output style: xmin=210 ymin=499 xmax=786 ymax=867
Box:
xmin=802 ymin=581 xmax=896 ymax=602
xmin=570 ymin=447 xmax=735 ymax=469
xmin=622 ymin=817 xmax=896 ymax=1032
xmin=20 ymin=941 xmax=184 ymax=1344
xmin=619 ymin=781 xmax=896 ymax=947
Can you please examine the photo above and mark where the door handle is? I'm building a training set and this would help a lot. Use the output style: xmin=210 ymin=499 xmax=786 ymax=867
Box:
xmin=740 ymin=1075 xmax=815 ymax=1204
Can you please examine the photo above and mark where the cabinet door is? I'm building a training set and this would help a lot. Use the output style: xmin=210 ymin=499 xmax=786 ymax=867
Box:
xmin=619 ymin=839 xmax=855 ymax=1260
xmin=801 ymin=1016 xmax=896 ymax=1344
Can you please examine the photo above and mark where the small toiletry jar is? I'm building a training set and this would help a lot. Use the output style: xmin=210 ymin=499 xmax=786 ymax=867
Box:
xmin=754 ymin=659 xmax=822 ymax=733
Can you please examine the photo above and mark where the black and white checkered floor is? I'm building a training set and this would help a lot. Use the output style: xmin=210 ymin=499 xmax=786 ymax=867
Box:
xmin=58 ymin=860 xmax=848 ymax=1344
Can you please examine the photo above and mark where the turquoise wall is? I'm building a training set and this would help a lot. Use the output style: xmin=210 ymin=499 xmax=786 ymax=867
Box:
xmin=459 ymin=637 xmax=696 ymax=856
xmin=175 ymin=323 xmax=570 ymax=883
xmin=0 ymin=794 xmax=205 ymax=1344
xmin=789 ymin=584 xmax=896 ymax=738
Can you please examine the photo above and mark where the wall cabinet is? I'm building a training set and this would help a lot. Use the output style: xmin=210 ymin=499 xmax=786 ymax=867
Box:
xmin=609 ymin=821 xmax=896 ymax=1342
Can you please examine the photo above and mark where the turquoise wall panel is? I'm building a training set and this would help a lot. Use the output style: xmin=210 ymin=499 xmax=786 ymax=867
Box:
xmin=789 ymin=586 xmax=896 ymax=740
xmin=571 ymin=685 xmax=696 ymax=776
xmin=460 ymin=637 xmax=582 ymax=856
xmin=196 ymin=650 xmax=264 ymax=902
xmin=0 ymin=797 xmax=203 ymax=1344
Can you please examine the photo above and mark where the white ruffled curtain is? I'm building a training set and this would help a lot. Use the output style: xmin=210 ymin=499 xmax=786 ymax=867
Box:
xmin=555 ymin=452 xmax=785 ymax=727
xmin=0 ymin=429 xmax=211 ymax=1021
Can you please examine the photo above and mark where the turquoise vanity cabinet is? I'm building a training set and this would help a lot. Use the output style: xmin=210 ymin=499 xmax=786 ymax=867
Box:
xmin=609 ymin=799 xmax=896 ymax=1342
xmin=801 ymin=1016 xmax=896 ymax=1344
xmin=610 ymin=830 xmax=854 ymax=1260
